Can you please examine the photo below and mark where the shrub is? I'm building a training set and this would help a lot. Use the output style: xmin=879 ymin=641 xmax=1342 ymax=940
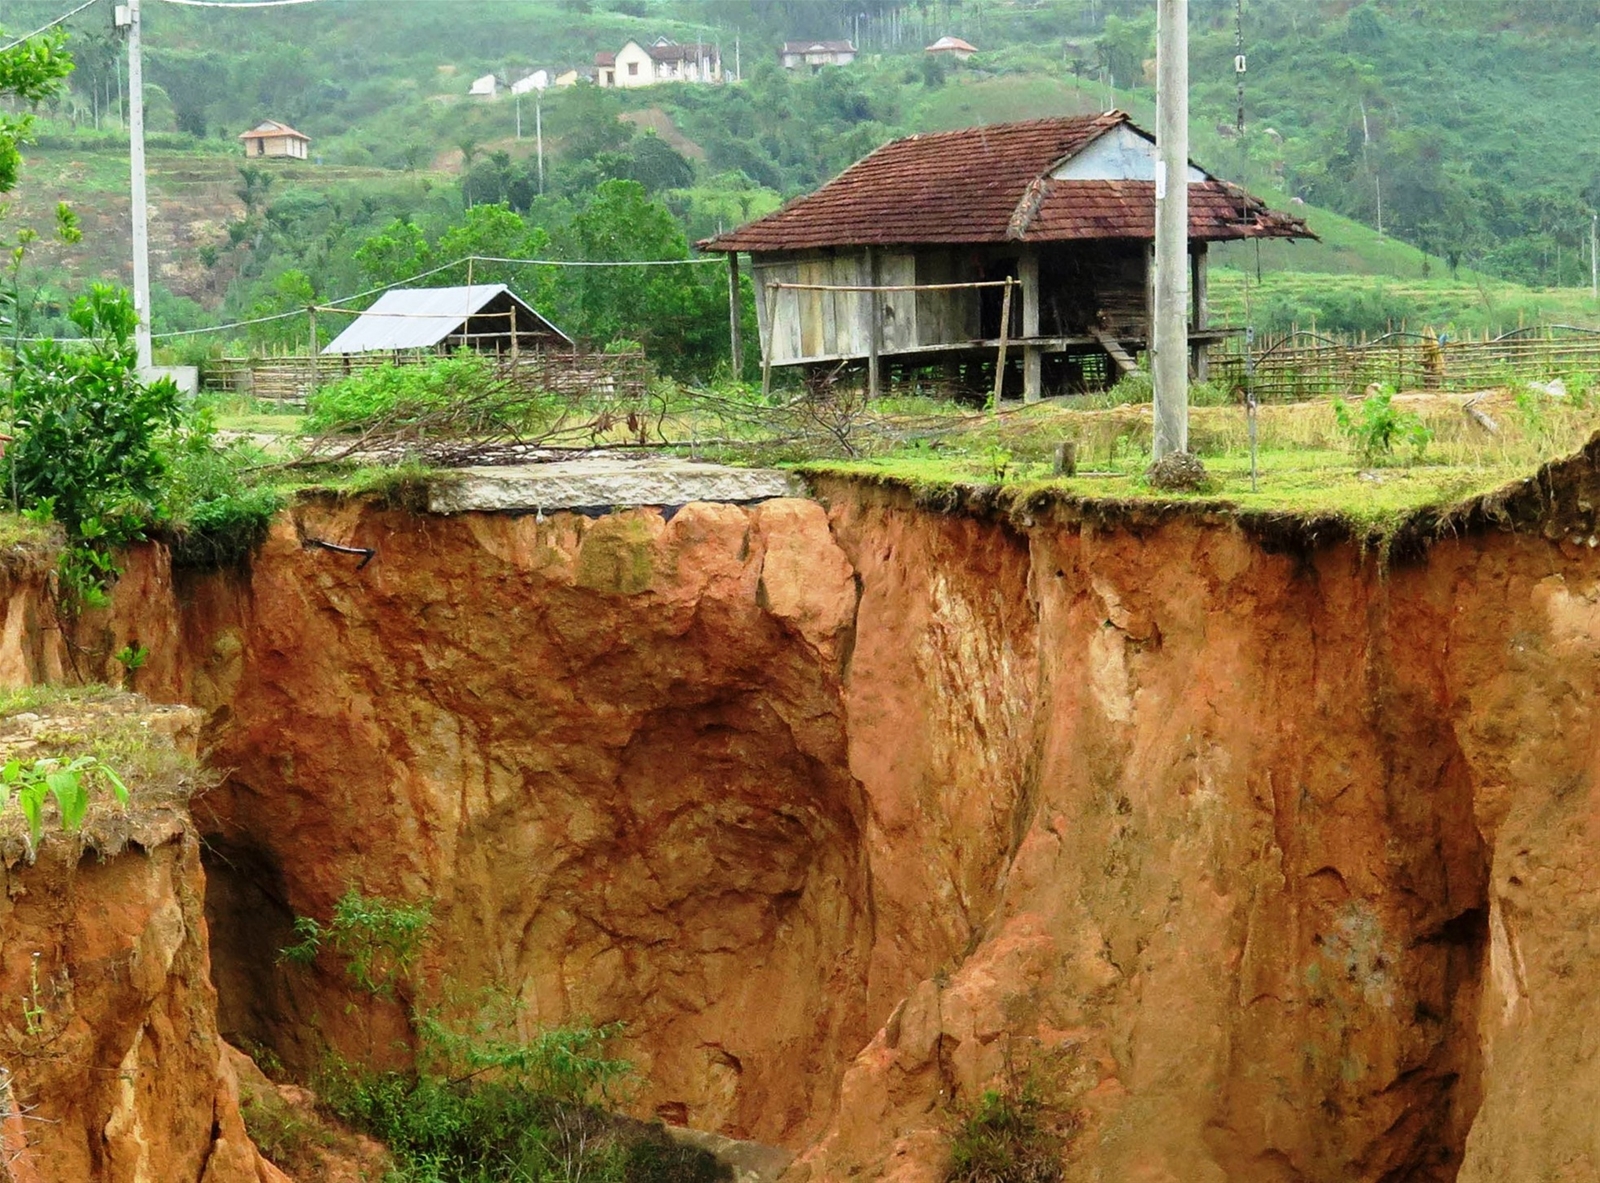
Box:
xmin=6 ymin=286 xmax=180 ymax=535
xmin=319 ymin=1020 xmax=730 ymax=1183
xmin=303 ymin=353 xmax=497 ymax=433
xmin=281 ymin=888 xmax=433 ymax=999
xmin=164 ymin=423 xmax=284 ymax=567
xmin=1331 ymin=385 xmax=1431 ymax=465
xmin=281 ymin=890 xmax=731 ymax=1183
xmin=946 ymin=1081 xmax=1065 ymax=1183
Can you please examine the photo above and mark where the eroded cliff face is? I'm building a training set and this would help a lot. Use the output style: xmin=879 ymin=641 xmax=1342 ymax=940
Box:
xmin=152 ymin=498 xmax=874 ymax=1145
xmin=0 ymin=705 xmax=283 ymax=1183
xmin=42 ymin=452 xmax=1600 ymax=1181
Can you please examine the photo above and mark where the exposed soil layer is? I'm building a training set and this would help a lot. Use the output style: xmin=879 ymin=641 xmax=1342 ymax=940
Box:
xmin=10 ymin=445 xmax=1600 ymax=1179
xmin=0 ymin=703 xmax=283 ymax=1183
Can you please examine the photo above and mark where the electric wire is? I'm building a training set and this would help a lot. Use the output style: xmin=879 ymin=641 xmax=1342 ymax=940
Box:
xmin=150 ymin=253 xmax=723 ymax=338
xmin=150 ymin=307 xmax=302 ymax=339
xmin=157 ymin=0 xmax=323 ymax=7
xmin=470 ymin=254 xmax=721 ymax=268
xmin=0 ymin=0 xmax=102 ymax=53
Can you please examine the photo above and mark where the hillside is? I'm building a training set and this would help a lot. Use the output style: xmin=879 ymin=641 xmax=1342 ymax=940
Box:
xmin=1 ymin=0 xmax=1598 ymax=351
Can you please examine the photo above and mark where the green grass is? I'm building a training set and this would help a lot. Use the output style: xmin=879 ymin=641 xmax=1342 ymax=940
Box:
xmin=0 ymin=685 xmax=212 ymax=850
xmin=215 ymin=411 xmax=305 ymax=435
xmin=905 ymin=72 xmax=1121 ymax=131
xmin=0 ymin=510 xmax=59 ymax=558
xmin=1207 ymin=267 xmax=1600 ymax=336
xmin=797 ymin=388 xmax=1600 ymax=538
xmin=0 ymin=683 xmax=118 ymax=719
xmin=803 ymin=449 xmax=1500 ymax=529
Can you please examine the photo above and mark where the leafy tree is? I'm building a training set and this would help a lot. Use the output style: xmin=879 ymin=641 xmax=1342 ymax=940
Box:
xmin=1098 ymin=12 xmax=1153 ymax=87
xmin=353 ymin=218 xmax=433 ymax=288
xmin=437 ymin=204 xmax=549 ymax=282
xmin=553 ymin=180 xmax=726 ymax=373
xmin=619 ymin=132 xmax=695 ymax=194
xmin=148 ymin=50 xmax=229 ymax=139
xmin=6 ymin=286 xmax=182 ymax=541
xmin=0 ymin=30 xmax=73 ymax=193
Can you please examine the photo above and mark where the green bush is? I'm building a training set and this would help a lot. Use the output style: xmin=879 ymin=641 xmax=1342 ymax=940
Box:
xmin=281 ymin=888 xmax=433 ymax=999
xmin=320 ymin=1022 xmax=730 ymax=1183
xmin=1331 ymin=385 xmax=1432 ymax=465
xmin=303 ymin=354 xmax=497 ymax=433
xmin=281 ymin=887 xmax=730 ymax=1183
xmin=164 ymin=423 xmax=284 ymax=567
xmin=6 ymin=286 xmax=181 ymax=544
xmin=946 ymin=1081 xmax=1065 ymax=1183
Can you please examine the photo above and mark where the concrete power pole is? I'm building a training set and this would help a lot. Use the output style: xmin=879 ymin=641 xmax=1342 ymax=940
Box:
xmin=127 ymin=0 xmax=153 ymax=371
xmin=1152 ymin=0 xmax=1189 ymax=461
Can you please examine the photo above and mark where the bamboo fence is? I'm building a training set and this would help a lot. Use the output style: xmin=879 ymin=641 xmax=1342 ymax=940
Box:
xmin=1206 ymin=325 xmax=1600 ymax=402
xmin=203 ymin=350 xmax=651 ymax=405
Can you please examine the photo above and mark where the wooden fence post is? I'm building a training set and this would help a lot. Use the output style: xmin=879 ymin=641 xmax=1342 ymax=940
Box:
xmin=509 ymin=304 xmax=520 ymax=375
xmin=992 ymin=278 xmax=1014 ymax=411
xmin=307 ymin=306 xmax=318 ymax=400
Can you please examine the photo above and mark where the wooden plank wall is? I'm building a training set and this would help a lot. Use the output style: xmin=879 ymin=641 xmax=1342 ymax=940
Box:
xmin=879 ymin=253 xmax=918 ymax=353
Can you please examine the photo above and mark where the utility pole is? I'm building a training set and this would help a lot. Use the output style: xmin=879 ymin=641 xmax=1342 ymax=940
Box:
xmin=1152 ymin=0 xmax=1189 ymax=460
xmin=1591 ymin=212 xmax=1597 ymax=300
xmin=126 ymin=0 xmax=152 ymax=371
xmin=534 ymin=74 xmax=546 ymax=195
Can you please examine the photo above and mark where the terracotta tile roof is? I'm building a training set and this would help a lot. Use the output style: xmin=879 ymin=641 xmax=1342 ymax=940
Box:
xmin=700 ymin=113 xmax=1311 ymax=253
xmin=594 ymin=50 xmax=616 ymax=66
xmin=239 ymin=119 xmax=309 ymax=142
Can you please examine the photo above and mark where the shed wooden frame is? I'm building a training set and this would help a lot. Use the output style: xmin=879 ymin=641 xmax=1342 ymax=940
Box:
xmin=702 ymin=112 xmax=1312 ymax=400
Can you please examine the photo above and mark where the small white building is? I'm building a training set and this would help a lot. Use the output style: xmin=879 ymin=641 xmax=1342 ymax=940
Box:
xmin=925 ymin=35 xmax=978 ymax=60
xmin=780 ymin=39 xmax=857 ymax=71
xmin=238 ymin=119 xmax=309 ymax=160
xmin=595 ymin=38 xmax=721 ymax=87
xmin=468 ymin=72 xmax=498 ymax=97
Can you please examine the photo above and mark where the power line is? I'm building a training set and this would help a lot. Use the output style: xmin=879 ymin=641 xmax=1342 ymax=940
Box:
xmin=470 ymin=254 xmax=721 ymax=268
xmin=150 ymin=306 xmax=302 ymax=339
xmin=150 ymin=254 xmax=721 ymax=338
xmin=158 ymin=0 xmax=323 ymax=7
xmin=0 ymin=0 xmax=102 ymax=53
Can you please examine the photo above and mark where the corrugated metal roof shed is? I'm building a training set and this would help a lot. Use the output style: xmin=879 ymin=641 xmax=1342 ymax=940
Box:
xmin=321 ymin=285 xmax=572 ymax=355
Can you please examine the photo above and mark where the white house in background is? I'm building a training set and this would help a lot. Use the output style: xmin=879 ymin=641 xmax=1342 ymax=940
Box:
xmin=510 ymin=71 xmax=546 ymax=95
xmin=780 ymin=39 xmax=856 ymax=70
xmin=468 ymin=72 xmax=498 ymax=97
xmin=595 ymin=38 xmax=722 ymax=87
xmin=925 ymin=35 xmax=978 ymax=60
xmin=238 ymin=119 xmax=309 ymax=160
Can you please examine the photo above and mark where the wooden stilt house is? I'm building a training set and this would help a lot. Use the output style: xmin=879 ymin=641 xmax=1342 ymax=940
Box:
xmin=698 ymin=111 xmax=1313 ymax=398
